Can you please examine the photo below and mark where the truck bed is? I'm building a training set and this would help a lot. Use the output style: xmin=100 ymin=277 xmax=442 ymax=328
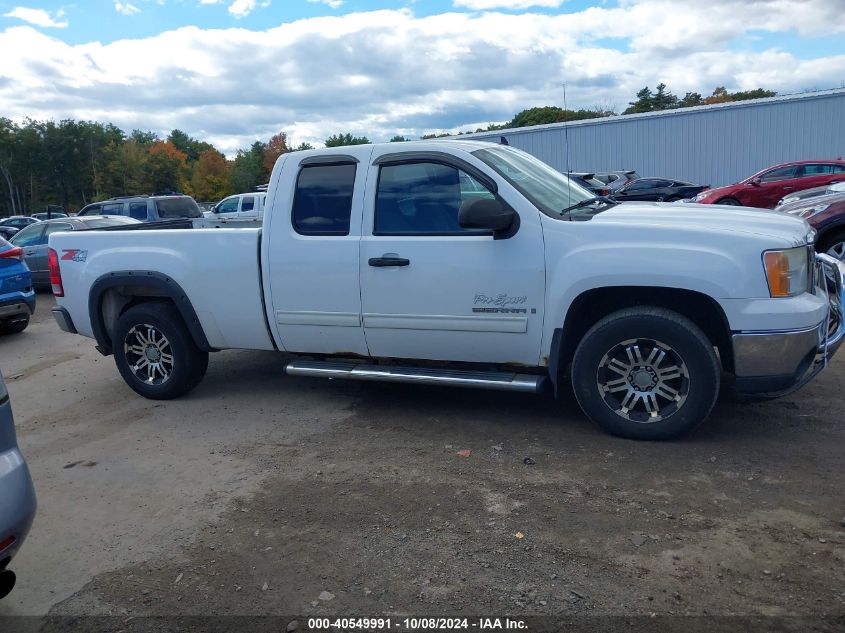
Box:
xmin=50 ymin=226 xmax=276 ymax=351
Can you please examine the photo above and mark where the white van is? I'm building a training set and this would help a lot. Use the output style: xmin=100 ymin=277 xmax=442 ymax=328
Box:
xmin=207 ymin=192 xmax=266 ymax=220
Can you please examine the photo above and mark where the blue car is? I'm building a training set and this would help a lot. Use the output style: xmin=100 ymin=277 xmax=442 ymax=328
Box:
xmin=0 ymin=369 xmax=36 ymax=599
xmin=0 ymin=236 xmax=36 ymax=335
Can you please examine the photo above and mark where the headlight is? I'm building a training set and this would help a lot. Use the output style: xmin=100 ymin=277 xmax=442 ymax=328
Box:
xmin=762 ymin=246 xmax=810 ymax=297
xmin=798 ymin=203 xmax=830 ymax=219
xmin=693 ymin=191 xmax=710 ymax=202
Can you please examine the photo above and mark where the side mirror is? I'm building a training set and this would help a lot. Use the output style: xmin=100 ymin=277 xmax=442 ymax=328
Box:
xmin=750 ymin=177 xmax=762 ymax=186
xmin=458 ymin=198 xmax=516 ymax=233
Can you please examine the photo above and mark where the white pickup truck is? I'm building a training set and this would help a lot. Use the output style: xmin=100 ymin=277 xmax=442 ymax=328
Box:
xmin=48 ymin=141 xmax=845 ymax=440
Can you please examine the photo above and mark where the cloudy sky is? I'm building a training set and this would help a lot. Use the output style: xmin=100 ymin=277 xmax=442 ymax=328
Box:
xmin=1 ymin=0 xmax=844 ymax=153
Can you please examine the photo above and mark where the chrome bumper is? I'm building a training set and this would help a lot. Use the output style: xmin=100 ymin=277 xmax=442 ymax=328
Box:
xmin=732 ymin=253 xmax=845 ymax=396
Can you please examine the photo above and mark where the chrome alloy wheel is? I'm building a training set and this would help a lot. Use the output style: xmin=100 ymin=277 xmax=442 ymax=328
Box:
xmin=596 ymin=338 xmax=689 ymax=423
xmin=124 ymin=324 xmax=174 ymax=385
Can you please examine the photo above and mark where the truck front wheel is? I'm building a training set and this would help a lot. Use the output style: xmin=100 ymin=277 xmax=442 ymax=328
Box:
xmin=113 ymin=302 xmax=209 ymax=400
xmin=571 ymin=307 xmax=720 ymax=440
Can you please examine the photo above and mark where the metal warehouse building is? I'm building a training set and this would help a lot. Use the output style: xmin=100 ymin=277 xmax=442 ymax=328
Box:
xmin=460 ymin=88 xmax=845 ymax=188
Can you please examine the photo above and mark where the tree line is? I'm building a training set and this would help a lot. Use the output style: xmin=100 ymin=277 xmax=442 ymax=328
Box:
xmin=0 ymin=83 xmax=776 ymax=216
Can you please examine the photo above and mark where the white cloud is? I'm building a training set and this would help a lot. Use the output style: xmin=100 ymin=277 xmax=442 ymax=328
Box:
xmin=114 ymin=2 xmax=141 ymax=15
xmin=307 ymin=0 xmax=345 ymax=8
xmin=0 ymin=2 xmax=843 ymax=152
xmin=228 ymin=0 xmax=255 ymax=17
xmin=3 ymin=6 xmax=67 ymax=28
xmin=453 ymin=0 xmax=563 ymax=9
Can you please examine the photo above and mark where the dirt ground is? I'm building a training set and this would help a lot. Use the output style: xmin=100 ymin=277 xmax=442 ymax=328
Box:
xmin=1 ymin=294 xmax=843 ymax=631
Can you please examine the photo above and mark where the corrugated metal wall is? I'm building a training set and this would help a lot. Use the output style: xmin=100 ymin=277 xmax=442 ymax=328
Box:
xmin=460 ymin=89 xmax=845 ymax=188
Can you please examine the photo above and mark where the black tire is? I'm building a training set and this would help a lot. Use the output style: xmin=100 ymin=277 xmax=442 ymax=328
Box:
xmin=0 ymin=315 xmax=29 ymax=335
xmin=818 ymin=229 xmax=845 ymax=261
xmin=113 ymin=302 xmax=208 ymax=400
xmin=715 ymin=197 xmax=741 ymax=206
xmin=571 ymin=307 xmax=720 ymax=440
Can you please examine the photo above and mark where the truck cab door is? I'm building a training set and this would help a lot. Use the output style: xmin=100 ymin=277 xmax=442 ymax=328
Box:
xmin=264 ymin=149 xmax=373 ymax=355
xmin=239 ymin=195 xmax=259 ymax=219
xmin=358 ymin=151 xmax=546 ymax=365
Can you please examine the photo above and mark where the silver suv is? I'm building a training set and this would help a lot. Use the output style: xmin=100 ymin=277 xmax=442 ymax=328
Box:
xmin=78 ymin=194 xmax=203 ymax=222
xmin=0 ymin=369 xmax=36 ymax=599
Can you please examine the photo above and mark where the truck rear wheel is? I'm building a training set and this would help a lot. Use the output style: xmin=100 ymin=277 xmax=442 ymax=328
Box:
xmin=113 ymin=302 xmax=208 ymax=400
xmin=571 ymin=307 xmax=719 ymax=440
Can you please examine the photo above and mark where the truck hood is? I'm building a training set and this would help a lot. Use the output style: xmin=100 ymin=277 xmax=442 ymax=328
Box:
xmin=592 ymin=201 xmax=812 ymax=246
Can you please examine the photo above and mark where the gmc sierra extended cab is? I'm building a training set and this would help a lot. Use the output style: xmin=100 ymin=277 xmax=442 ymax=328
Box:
xmin=48 ymin=141 xmax=845 ymax=440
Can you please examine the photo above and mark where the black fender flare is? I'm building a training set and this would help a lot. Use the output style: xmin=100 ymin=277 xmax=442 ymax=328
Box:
xmin=88 ymin=271 xmax=212 ymax=355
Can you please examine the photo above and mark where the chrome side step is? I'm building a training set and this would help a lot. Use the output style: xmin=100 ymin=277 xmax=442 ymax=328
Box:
xmin=285 ymin=360 xmax=545 ymax=393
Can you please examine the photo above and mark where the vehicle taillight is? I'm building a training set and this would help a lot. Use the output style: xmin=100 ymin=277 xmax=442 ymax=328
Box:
xmin=0 ymin=246 xmax=22 ymax=260
xmin=48 ymin=248 xmax=64 ymax=297
xmin=601 ymin=188 xmax=610 ymax=196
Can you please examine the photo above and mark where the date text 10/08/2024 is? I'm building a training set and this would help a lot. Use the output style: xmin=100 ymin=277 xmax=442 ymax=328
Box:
xmin=307 ymin=618 xmax=529 ymax=630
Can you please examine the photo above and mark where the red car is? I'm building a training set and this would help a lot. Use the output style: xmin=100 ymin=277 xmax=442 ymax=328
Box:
xmin=692 ymin=160 xmax=845 ymax=209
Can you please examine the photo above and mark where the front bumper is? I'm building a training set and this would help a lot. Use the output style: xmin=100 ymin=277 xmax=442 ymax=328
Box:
xmin=733 ymin=253 xmax=845 ymax=396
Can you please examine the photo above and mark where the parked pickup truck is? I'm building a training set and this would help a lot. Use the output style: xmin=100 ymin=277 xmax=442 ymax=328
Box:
xmin=48 ymin=141 xmax=845 ymax=440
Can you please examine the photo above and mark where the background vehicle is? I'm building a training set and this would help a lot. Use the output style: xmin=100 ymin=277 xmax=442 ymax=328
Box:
xmin=777 ymin=181 xmax=845 ymax=209
xmin=11 ymin=216 xmax=139 ymax=288
xmin=0 ymin=368 xmax=37 ymax=599
xmin=0 ymin=237 xmax=35 ymax=335
xmin=612 ymin=178 xmax=708 ymax=202
xmin=49 ymin=141 xmax=845 ymax=441
xmin=0 ymin=216 xmax=39 ymax=240
xmin=593 ymin=170 xmax=639 ymax=193
xmin=778 ymin=191 xmax=845 ymax=260
xmin=566 ymin=172 xmax=610 ymax=196
xmin=207 ymin=192 xmax=266 ymax=220
xmin=31 ymin=210 xmax=69 ymax=221
xmin=693 ymin=160 xmax=845 ymax=208
xmin=77 ymin=194 xmax=203 ymax=222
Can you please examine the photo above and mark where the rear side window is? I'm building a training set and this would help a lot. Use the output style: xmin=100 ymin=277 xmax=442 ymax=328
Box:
xmin=292 ymin=163 xmax=356 ymax=235
xmin=43 ymin=222 xmax=74 ymax=244
xmin=128 ymin=202 xmax=148 ymax=220
xmin=801 ymin=164 xmax=834 ymax=176
xmin=155 ymin=197 xmax=202 ymax=219
xmin=10 ymin=224 xmax=45 ymax=247
xmin=241 ymin=196 xmax=256 ymax=212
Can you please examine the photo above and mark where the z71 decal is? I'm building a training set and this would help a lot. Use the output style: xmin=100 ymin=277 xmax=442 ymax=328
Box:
xmin=61 ymin=249 xmax=88 ymax=262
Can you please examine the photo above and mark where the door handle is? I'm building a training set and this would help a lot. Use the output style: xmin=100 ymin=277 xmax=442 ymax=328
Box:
xmin=369 ymin=256 xmax=410 ymax=267
xmin=783 ymin=186 xmax=794 ymax=190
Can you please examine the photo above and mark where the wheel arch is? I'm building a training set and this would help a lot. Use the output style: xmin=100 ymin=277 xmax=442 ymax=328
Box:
xmin=88 ymin=271 xmax=212 ymax=355
xmin=549 ymin=286 xmax=733 ymax=393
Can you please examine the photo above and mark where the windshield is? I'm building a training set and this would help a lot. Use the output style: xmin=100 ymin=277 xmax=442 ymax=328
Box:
xmin=471 ymin=146 xmax=594 ymax=217
xmin=155 ymin=197 xmax=202 ymax=218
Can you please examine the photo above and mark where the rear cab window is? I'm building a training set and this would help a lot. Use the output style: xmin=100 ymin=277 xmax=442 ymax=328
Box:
xmin=292 ymin=163 xmax=356 ymax=235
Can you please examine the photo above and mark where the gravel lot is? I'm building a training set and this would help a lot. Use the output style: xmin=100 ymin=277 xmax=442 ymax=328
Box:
xmin=1 ymin=294 xmax=843 ymax=630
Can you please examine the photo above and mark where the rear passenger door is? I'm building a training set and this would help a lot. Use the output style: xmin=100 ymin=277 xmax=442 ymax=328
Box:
xmin=239 ymin=195 xmax=259 ymax=218
xmin=264 ymin=150 xmax=373 ymax=355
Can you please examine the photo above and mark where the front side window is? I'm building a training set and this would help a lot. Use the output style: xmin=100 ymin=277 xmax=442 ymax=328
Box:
xmin=292 ymin=163 xmax=356 ymax=235
xmin=101 ymin=203 xmax=125 ymax=215
xmin=42 ymin=222 xmax=74 ymax=244
xmin=375 ymin=161 xmax=494 ymax=235
xmin=10 ymin=224 xmax=45 ymax=247
xmin=216 ymin=197 xmax=239 ymax=214
xmin=241 ymin=196 xmax=256 ymax=212
xmin=472 ymin=146 xmax=592 ymax=217
xmin=760 ymin=166 xmax=796 ymax=182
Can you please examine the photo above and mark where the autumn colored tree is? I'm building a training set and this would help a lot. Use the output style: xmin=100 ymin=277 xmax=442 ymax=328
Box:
xmin=145 ymin=141 xmax=189 ymax=193
xmin=191 ymin=149 xmax=231 ymax=201
xmin=263 ymin=132 xmax=290 ymax=174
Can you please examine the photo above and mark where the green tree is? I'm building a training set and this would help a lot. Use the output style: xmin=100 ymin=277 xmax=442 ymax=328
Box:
xmin=390 ymin=135 xmax=409 ymax=142
xmin=324 ymin=133 xmax=370 ymax=147
xmin=292 ymin=142 xmax=314 ymax=151
xmin=229 ymin=141 xmax=267 ymax=192
xmin=168 ymin=129 xmax=212 ymax=163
